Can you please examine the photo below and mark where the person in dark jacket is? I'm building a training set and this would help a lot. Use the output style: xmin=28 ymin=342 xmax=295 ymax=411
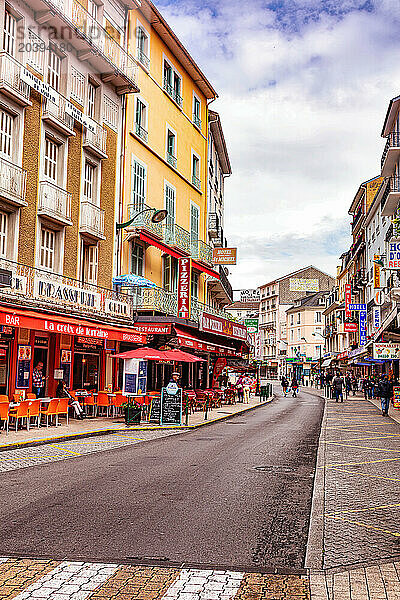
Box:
xmin=377 ymin=375 xmax=393 ymax=416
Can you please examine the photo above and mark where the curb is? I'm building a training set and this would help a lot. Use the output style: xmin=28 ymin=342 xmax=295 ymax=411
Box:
xmin=305 ymin=390 xmax=326 ymax=571
xmin=0 ymin=396 xmax=275 ymax=453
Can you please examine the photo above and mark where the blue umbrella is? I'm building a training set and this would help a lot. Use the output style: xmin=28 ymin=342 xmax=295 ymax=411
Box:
xmin=113 ymin=274 xmax=157 ymax=288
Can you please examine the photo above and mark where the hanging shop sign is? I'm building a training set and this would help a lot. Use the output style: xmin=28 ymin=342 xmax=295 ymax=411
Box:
xmin=374 ymin=290 xmax=385 ymax=306
xmin=349 ymin=303 xmax=367 ymax=311
xmin=240 ymin=289 xmax=260 ymax=302
xmin=132 ymin=323 xmax=172 ymax=334
xmin=337 ymin=351 xmax=349 ymax=360
xmin=345 ymin=283 xmax=351 ymax=319
xmin=374 ymin=255 xmax=381 ymax=289
xmin=177 ymin=257 xmax=191 ymax=319
xmin=393 ymin=387 xmax=400 ymax=409
xmin=359 ymin=310 xmax=367 ymax=345
xmin=64 ymin=100 xmax=97 ymax=133
xmin=373 ymin=306 xmax=381 ymax=330
xmin=289 ymin=278 xmax=319 ymax=292
xmin=212 ymin=248 xmax=237 ymax=265
xmin=21 ymin=67 xmax=59 ymax=104
xmin=200 ymin=312 xmax=248 ymax=341
xmin=244 ymin=318 xmax=259 ymax=334
xmin=373 ymin=343 xmax=400 ymax=360
xmin=344 ymin=322 xmax=358 ymax=332
xmin=387 ymin=241 xmax=400 ymax=269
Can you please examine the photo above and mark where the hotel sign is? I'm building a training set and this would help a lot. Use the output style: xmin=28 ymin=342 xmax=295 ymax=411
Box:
xmin=177 ymin=258 xmax=191 ymax=319
xmin=388 ymin=241 xmax=400 ymax=269
xmin=212 ymin=248 xmax=237 ymax=265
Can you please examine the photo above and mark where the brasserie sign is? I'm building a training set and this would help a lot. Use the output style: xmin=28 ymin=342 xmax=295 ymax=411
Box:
xmin=34 ymin=278 xmax=102 ymax=310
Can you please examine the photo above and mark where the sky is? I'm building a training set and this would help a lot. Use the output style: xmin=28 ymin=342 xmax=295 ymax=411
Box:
xmin=156 ymin=0 xmax=400 ymax=289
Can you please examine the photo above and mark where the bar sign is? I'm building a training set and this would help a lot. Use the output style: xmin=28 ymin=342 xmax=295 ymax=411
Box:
xmin=178 ymin=258 xmax=191 ymax=319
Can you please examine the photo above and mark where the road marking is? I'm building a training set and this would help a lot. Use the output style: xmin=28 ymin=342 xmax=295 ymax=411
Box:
xmin=325 ymin=515 xmax=400 ymax=538
xmin=323 ymin=434 xmax=400 ymax=443
xmin=326 ymin=442 xmax=400 ymax=453
xmin=323 ymin=456 xmax=400 ymax=468
xmin=48 ymin=444 xmax=82 ymax=455
xmin=326 ymin=502 xmax=400 ymax=516
xmin=161 ymin=568 xmax=243 ymax=599
xmin=327 ymin=466 xmax=400 ymax=483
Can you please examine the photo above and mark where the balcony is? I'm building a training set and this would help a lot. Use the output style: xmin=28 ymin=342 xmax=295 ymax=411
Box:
xmin=166 ymin=152 xmax=177 ymax=168
xmin=38 ymin=181 xmax=72 ymax=226
xmin=83 ymin=123 xmax=107 ymax=159
xmin=0 ymin=53 xmax=30 ymax=106
xmin=163 ymin=79 xmax=183 ymax=107
xmin=192 ymin=174 xmax=201 ymax=191
xmin=137 ymin=47 xmax=150 ymax=70
xmin=381 ymin=132 xmax=400 ymax=176
xmin=0 ymin=157 xmax=27 ymax=207
xmin=191 ymin=297 xmax=236 ymax=323
xmin=29 ymin=0 xmax=139 ymax=93
xmin=0 ymin=256 xmax=134 ymax=323
xmin=163 ymin=223 xmax=191 ymax=254
xmin=134 ymin=122 xmax=148 ymax=143
xmin=42 ymin=96 xmax=75 ymax=136
xmin=126 ymin=203 xmax=163 ymax=239
xmin=381 ymin=177 xmax=400 ymax=217
xmin=208 ymin=212 xmax=220 ymax=239
xmin=80 ymin=201 xmax=105 ymax=239
xmin=193 ymin=113 xmax=202 ymax=129
xmin=351 ymin=206 xmax=363 ymax=232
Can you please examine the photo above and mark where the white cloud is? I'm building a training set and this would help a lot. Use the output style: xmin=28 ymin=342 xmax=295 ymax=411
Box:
xmin=156 ymin=0 xmax=400 ymax=288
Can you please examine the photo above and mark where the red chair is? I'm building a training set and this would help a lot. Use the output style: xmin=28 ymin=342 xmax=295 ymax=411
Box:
xmin=27 ymin=399 xmax=40 ymax=428
xmin=0 ymin=399 xmax=9 ymax=434
xmin=194 ymin=390 xmax=209 ymax=411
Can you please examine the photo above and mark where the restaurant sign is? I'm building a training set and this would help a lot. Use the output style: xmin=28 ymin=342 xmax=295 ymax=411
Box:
xmin=200 ymin=312 xmax=248 ymax=341
xmin=34 ymin=277 xmax=102 ymax=311
xmin=344 ymin=322 xmax=358 ymax=332
xmin=373 ymin=343 xmax=400 ymax=360
xmin=132 ymin=323 xmax=172 ymax=334
xmin=177 ymin=258 xmax=191 ymax=319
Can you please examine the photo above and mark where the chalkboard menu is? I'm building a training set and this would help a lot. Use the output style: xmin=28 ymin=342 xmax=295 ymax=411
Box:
xmin=161 ymin=387 xmax=182 ymax=426
xmin=149 ymin=395 xmax=161 ymax=423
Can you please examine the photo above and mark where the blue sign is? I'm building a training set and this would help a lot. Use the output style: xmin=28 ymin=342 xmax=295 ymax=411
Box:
xmin=359 ymin=310 xmax=367 ymax=346
xmin=349 ymin=303 xmax=367 ymax=311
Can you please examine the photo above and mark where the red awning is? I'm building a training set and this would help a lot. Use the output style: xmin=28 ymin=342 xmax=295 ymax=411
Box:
xmin=0 ymin=305 xmax=147 ymax=344
xmin=139 ymin=232 xmax=220 ymax=280
xmin=114 ymin=347 xmax=165 ymax=360
xmin=174 ymin=326 xmax=239 ymax=355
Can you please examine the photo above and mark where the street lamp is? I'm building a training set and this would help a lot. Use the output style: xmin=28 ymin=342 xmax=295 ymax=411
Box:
xmin=116 ymin=207 xmax=168 ymax=230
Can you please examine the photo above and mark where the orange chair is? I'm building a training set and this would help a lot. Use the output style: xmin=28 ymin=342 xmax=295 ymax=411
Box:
xmin=26 ymin=393 xmax=37 ymax=399
xmin=9 ymin=400 xmax=30 ymax=431
xmin=81 ymin=394 xmax=96 ymax=416
xmin=0 ymin=400 xmax=9 ymax=434
xmin=0 ymin=394 xmax=9 ymax=404
xmin=13 ymin=392 xmax=24 ymax=402
xmin=96 ymin=392 xmax=110 ymax=417
xmin=57 ymin=398 xmax=69 ymax=425
xmin=27 ymin=399 xmax=40 ymax=428
xmin=112 ymin=392 xmax=126 ymax=416
xmin=41 ymin=399 xmax=59 ymax=427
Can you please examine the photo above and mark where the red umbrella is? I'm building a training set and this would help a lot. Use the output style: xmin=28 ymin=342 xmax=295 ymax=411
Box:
xmin=164 ymin=349 xmax=206 ymax=363
xmin=113 ymin=347 xmax=167 ymax=360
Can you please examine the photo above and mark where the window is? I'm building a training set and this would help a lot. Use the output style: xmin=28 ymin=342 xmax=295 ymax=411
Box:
xmin=87 ymin=82 xmax=97 ymax=119
xmin=164 ymin=183 xmax=175 ymax=241
xmin=70 ymin=67 xmax=85 ymax=104
xmin=44 ymin=138 xmax=58 ymax=181
xmin=297 ymin=312 xmax=301 ymax=324
xmin=40 ymin=228 xmax=55 ymax=270
xmin=0 ymin=109 xmax=12 ymax=157
xmin=131 ymin=159 xmax=146 ymax=211
xmin=297 ymin=328 xmax=301 ymax=340
xmin=103 ymin=95 xmax=118 ymax=131
xmin=290 ymin=314 xmax=294 ymax=326
xmin=87 ymin=0 xmax=98 ymax=20
xmin=192 ymin=154 xmax=200 ymax=189
xmin=131 ymin=242 xmax=144 ymax=276
xmin=166 ymin=129 xmax=176 ymax=167
xmin=3 ymin=10 xmax=16 ymax=57
xmin=190 ymin=203 xmax=199 ymax=253
xmin=47 ymin=49 xmax=61 ymax=91
xmin=0 ymin=211 xmax=7 ymax=257
xmin=163 ymin=62 xmax=172 ymax=92
xmin=315 ymin=311 xmax=322 ymax=323
xmin=27 ymin=29 xmax=45 ymax=74
xmin=163 ymin=60 xmax=182 ymax=107
xmin=136 ymin=25 xmax=149 ymax=69
xmin=193 ymin=94 xmax=201 ymax=128
xmin=83 ymin=161 xmax=95 ymax=202
xmin=191 ymin=271 xmax=199 ymax=299
xmin=82 ymin=243 xmax=98 ymax=284
xmin=290 ymin=330 xmax=294 ymax=341
xmin=163 ymin=255 xmax=178 ymax=292
xmin=135 ymin=98 xmax=148 ymax=141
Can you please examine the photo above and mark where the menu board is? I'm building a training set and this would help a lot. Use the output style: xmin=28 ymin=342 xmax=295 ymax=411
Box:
xmin=149 ymin=395 xmax=161 ymax=423
xmin=16 ymin=345 xmax=31 ymax=389
xmin=393 ymin=386 xmax=400 ymax=409
xmin=125 ymin=373 xmax=137 ymax=394
xmin=161 ymin=387 xmax=182 ymax=426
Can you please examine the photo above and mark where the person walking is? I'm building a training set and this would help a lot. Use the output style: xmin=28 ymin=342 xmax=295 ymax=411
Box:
xmin=281 ymin=375 xmax=289 ymax=397
xmin=243 ymin=374 xmax=252 ymax=403
xmin=377 ymin=374 xmax=393 ymax=416
xmin=291 ymin=376 xmax=299 ymax=398
xmin=332 ymin=372 xmax=344 ymax=402
xmin=236 ymin=376 xmax=244 ymax=402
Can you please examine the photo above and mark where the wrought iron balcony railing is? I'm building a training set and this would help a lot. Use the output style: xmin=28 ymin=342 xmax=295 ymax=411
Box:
xmin=137 ymin=47 xmax=150 ymax=70
xmin=166 ymin=152 xmax=177 ymax=168
xmin=193 ymin=113 xmax=202 ymax=129
xmin=163 ymin=78 xmax=183 ymax=107
xmin=192 ymin=174 xmax=201 ymax=190
xmin=134 ymin=122 xmax=148 ymax=143
xmin=381 ymin=131 xmax=400 ymax=170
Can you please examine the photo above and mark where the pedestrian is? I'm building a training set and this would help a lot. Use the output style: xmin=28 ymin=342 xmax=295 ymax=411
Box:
xmin=291 ymin=376 xmax=299 ymax=398
xmin=242 ymin=373 xmax=252 ymax=403
xmin=362 ymin=377 xmax=371 ymax=400
xmin=281 ymin=375 xmax=289 ymax=397
xmin=236 ymin=376 xmax=244 ymax=402
xmin=56 ymin=380 xmax=85 ymax=420
xmin=377 ymin=374 xmax=393 ymax=416
xmin=332 ymin=372 xmax=344 ymax=402
xmin=351 ymin=375 xmax=357 ymax=396
xmin=32 ymin=362 xmax=47 ymax=398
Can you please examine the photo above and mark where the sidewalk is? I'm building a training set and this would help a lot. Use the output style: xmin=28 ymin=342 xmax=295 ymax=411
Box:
xmin=0 ymin=394 xmax=272 ymax=451
xmin=305 ymin=388 xmax=400 ymax=599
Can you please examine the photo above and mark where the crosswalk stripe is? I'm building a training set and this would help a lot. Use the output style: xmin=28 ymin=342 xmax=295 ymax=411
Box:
xmin=161 ymin=568 xmax=243 ymax=599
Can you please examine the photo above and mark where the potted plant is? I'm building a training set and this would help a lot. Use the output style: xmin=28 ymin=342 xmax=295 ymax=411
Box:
xmin=121 ymin=401 xmax=141 ymax=425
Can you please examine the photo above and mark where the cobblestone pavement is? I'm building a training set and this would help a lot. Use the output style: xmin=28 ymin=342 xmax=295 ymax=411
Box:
xmin=310 ymin=563 xmax=400 ymax=599
xmin=0 ymin=558 xmax=311 ymax=600
xmin=0 ymin=429 xmax=185 ymax=473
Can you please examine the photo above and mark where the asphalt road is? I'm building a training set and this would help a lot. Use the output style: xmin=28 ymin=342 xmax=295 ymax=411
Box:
xmin=0 ymin=389 xmax=324 ymax=571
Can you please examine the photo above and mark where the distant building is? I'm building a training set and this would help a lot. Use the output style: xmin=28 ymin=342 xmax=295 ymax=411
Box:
xmin=225 ymin=300 xmax=260 ymax=322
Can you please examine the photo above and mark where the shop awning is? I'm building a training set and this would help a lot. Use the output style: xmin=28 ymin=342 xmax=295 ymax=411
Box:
xmin=139 ymin=232 xmax=220 ymax=280
xmin=0 ymin=305 xmax=147 ymax=344
xmin=174 ymin=326 xmax=238 ymax=355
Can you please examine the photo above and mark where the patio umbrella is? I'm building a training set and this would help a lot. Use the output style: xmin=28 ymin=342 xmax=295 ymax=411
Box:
xmin=164 ymin=349 xmax=206 ymax=362
xmin=113 ymin=347 xmax=167 ymax=360
xmin=113 ymin=274 xmax=157 ymax=288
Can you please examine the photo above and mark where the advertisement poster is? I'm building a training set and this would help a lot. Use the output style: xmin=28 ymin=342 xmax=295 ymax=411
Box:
xmin=60 ymin=349 xmax=72 ymax=386
xmin=289 ymin=279 xmax=319 ymax=292
xmin=373 ymin=343 xmax=400 ymax=360
xmin=394 ymin=386 xmax=400 ymax=409
xmin=16 ymin=345 xmax=32 ymax=389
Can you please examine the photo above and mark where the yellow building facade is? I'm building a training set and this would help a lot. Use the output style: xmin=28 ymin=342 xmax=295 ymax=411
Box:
xmin=120 ymin=0 xmax=218 ymax=314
